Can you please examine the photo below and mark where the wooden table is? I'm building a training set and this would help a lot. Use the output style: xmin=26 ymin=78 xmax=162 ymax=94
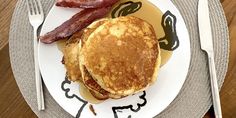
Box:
xmin=0 ymin=0 xmax=235 ymax=117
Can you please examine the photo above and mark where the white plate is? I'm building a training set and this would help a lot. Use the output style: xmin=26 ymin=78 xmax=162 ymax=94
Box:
xmin=39 ymin=0 xmax=190 ymax=118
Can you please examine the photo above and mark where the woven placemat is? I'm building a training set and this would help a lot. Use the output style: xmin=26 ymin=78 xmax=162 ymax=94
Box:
xmin=9 ymin=0 xmax=229 ymax=117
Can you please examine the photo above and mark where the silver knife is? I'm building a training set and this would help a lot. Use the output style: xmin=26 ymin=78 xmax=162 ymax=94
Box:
xmin=198 ymin=0 xmax=222 ymax=118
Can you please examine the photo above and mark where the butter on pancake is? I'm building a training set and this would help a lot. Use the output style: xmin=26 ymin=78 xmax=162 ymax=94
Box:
xmin=80 ymin=16 xmax=161 ymax=96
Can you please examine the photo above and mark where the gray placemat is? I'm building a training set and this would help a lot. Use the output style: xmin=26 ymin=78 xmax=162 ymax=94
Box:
xmin=9 ymin=0 xmax=229 ymax=118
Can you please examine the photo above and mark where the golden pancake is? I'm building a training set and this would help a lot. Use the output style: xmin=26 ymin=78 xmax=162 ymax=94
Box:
xmin=63 ymin=31 xmax=83 ymax=82
xmin=79 ymin=19 xmax=124 ymax=99
xmin=80 ymin=16 xmax=161 ymax=96
xmin=81 ymin=65 xmax=124 ymax=99
xmin=63 ymin=18 xmax=109 ymax=82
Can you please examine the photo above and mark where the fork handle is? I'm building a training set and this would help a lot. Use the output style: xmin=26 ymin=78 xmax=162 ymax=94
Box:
xmin=33 ymin=28 xmax=45 ymax=111
xmin=207 ymin=52 xmax=222 ymax=118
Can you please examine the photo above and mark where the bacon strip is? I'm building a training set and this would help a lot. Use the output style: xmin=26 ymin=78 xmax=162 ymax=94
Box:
xmin=40 ymin=7 xmax=111 ymax=44
xmin=56 ymin=0 xmax=119 ymax=8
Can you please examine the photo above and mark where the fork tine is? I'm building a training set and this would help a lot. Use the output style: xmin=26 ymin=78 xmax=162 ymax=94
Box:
xmin=32 ymin=0 xmax=39 ymax=14
xmin=35 ymin=0 xmax=44 ymax=14
xmin=26 ymin=0 xmax=32 ymax=15
xmin=29 ymin=0 xmax=36 ymax=15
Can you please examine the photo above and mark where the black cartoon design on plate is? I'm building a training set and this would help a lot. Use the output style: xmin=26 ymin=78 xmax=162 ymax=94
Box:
xmin=158 ymin=10 xmax=179 ymax=51
xmin=112 ymin=91 xmax=147 ymax=118
xmin=61 ymin=76 xmax=88 ymax=118
xmin=61 ymin=77 xmax=147 ymax=118
xmin=111 ymin=1 xmax=179 ymax=51
xmin=111 ymin=1 xmax=142 ymax=18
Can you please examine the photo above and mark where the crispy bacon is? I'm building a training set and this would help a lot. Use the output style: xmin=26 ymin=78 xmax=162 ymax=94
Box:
xmin=40 ymin=7 xmax=111 ymax=44
xmin=56 ymin=0 xmax=119 ymax=8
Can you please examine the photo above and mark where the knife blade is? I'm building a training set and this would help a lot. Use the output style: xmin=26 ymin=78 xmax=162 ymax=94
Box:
xmin=198 ymin=0 xmax=222 ymax=118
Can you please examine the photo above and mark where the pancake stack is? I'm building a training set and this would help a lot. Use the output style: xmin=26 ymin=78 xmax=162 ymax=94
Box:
xmin=63 ymin=16 xmax=161 ymax=100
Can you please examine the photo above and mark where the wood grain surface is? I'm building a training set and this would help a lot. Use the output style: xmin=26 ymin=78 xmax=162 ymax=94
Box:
xmin=0 ymin=0 xmax=235 ymax=117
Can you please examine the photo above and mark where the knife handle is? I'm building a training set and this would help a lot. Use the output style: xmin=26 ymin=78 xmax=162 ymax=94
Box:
xmin=207 ymin=52 xmax=222 ymax=118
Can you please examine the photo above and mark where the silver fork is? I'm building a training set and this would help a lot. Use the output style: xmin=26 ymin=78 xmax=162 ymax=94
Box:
xmin=26 ymin=0 xmax=45 ymax=110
